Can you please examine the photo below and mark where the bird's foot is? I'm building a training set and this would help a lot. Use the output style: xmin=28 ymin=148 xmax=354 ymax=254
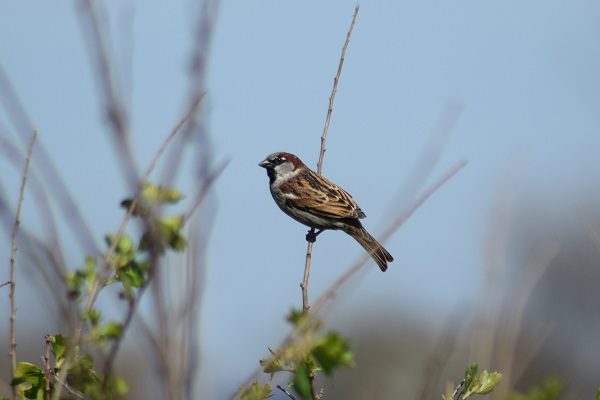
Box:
xmin=305 ymin=229 xmax=323 ymax=243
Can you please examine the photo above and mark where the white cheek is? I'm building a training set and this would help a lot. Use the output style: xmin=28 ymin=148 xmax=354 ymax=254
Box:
xmin=272 ymin=167 xmax=301 ymax=188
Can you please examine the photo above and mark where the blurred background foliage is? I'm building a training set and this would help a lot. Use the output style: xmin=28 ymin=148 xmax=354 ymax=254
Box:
xmin=1 ymin=0 xmax=600 ymax=399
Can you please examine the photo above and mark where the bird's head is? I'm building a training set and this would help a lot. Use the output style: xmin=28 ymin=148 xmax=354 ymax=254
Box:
xmin=258 ymin=152 xmax=305 ymax=184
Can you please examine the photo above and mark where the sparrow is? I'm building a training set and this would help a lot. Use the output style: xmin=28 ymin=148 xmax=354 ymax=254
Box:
xmin=259 ymin=151 xmax=393 ymax=271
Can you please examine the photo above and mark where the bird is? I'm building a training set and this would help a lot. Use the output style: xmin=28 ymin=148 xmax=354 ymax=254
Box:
xmin=258 ymin=151 xmax=393 ymax=271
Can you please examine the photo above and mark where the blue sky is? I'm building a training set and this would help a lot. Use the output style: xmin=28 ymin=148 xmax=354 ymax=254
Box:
xmin=2 ymin=0 xmax=600 ymax=397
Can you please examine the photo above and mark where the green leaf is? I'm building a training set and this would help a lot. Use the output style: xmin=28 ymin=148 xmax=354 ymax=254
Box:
xmin=140 ymin=182 xmax=182 ymax=204
xmin=83 ymin=308 xmax=101 ymax=327
xmin=260 ymin=356 xmax=283 ymax=374
xmin=159 ymin=215 xmax=187 ymax=251
xmin=50 ymin=334 xmax=67 ymax=366
xmin=11 ymin=362 xmax=45 ymax=399
xmin=105 ymin=375 xmax=128 ymax=396
xmin=596 ymin=387 xmax=600 ymax=400
xmin=139 ymin=215 xmax=188 ymax=252
xmin=114 ymin=259 xmax=149 ymax=291
xmin=292 ymin=363 xmax=312 ymax=400
xmin=101 ymin=321 xmax=122 ymax=340
xmin=168 ymin=230 xmax=188 ymax=250
xmin=11 ymin=362 xmax=43 ymax=386
xmin=241 ymin=381 xmax=272 ymax=400
xmin=105 ymin=234 xmax=136 ymax=269
xmin=66 ymin=256 xmax=97 ymax=300
xmin=464 ymin=363 xmax=478 ymax=391
xmin=105 ymin=234 xmax=134 ymax=255
xmin=313 ymin=332 xmax=355 ymax=375
xmin=461 ymin=365 xmax=502 ymax=399
xmin=471 ymin=370 xmax=502 ymax=395
xmin=67 ymin=353 xmax=100 ymax=397
xmin=504 ymin=378 xmax=563 ymax=400
xmin=286 ymin=309 xmax=305 ymax=327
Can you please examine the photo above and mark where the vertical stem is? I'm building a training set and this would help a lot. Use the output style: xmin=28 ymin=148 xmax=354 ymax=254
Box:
xmin=9 ymin=130 xmax=37 ymax=400
xmin=316 ymin=5 xmax=359 ymax=176
xmin=301 ymin=4 xmax=360 ymax=315
xmin=301 ymin=241 xmax=314 ymax=313
xmin=299 ymin=6 xmax=360 ymax=400
xmin=45 ymin=335 xmax=51 ymax=400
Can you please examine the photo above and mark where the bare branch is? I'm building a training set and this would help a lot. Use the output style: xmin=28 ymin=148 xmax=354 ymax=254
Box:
xmin=78 ymin=0 xmax=138 ymax=188
xmin=316 ymin=5 xmax=360 ymax=175
xmin=299 ymin=8 xmax=360 ymax=397
xmin=9 ymin=129 xmax=36 ymax=396
xmin=182 ymin=158 xmax=230 ymax=224
xmin=302 ymin=4 xmax=359 ymax=314
xmin=1 ymin=46 xmax=98 ymax=257
xmin=44 ymin=335 xmax=51 ymax=400
xmin=451 ymin=379 xmax=466 ymax=400
xmin=277 ymin=385 xmax=298 ymax=400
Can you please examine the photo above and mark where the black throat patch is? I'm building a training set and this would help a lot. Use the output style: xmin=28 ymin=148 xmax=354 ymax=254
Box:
xmin=267 ymin=168 xmax=276 ymax=184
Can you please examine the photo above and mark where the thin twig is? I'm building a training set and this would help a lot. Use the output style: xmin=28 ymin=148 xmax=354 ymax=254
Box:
xmin=0 ymin=66 xmax=98 ymax=255
xmin=277 ymin=385 xmax=298 ymax=400
xmin=44 ymin=335 xmax=51 ymax=400
xmin=0 ymin=281 xmax=10 ymax=288
xmin=182 ymin=158 xmax=230 ymax=224
xmin=101 ymin=159 xmax=228 ymax=381
xmin=52 ymin=375 xmax=88 ymax=400
xmin=9 ymin=130 xmax=36 ymax=398
xmin=451 ymin=379 xmax=466 ymax=400
xmin=302 ymin=4 xmax=359 ymax=313
xmin=300 ymin=241 xmax=314 ymax=313
xmin=300 ymin=7 xmax=359 ymax=398
xmin=78 ymin=0 xmax=138 ymax=188
xmin=53 ymin=96 xmax=203 ymax=400
xmin=316 ymin=5 xmax=359 ymax=175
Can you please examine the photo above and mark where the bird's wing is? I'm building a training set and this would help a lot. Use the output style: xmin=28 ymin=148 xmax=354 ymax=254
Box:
xmin=282 ymin=170 xmax=366 ymax=219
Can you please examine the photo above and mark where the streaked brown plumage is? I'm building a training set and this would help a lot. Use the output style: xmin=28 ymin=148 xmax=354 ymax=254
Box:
xmin=259 ymin=151 xmax=393 ymax=271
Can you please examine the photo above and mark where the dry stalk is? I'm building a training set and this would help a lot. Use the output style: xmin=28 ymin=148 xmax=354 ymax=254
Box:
xmin=302 ymin=3 xmax=359 ymax=313
xmin=299 ymin=7 xmax=359 ymax=399
xmin=277 ymin=384 xmax=298 ymax=400
xmin=44 ymin=335 xmax=51 ymax=400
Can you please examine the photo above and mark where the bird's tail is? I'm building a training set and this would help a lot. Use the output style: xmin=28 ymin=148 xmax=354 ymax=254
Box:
xmin=345 ymin=226 xmax=393 ymax=272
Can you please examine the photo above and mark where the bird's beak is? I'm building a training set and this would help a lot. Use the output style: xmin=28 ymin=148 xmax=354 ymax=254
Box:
xmin=258 ymin=159 xmax=270 ymax=168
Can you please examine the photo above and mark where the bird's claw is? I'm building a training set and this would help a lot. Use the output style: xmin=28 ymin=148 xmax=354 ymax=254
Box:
xmin=305 ymin=229 xmax=322 ymax=243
